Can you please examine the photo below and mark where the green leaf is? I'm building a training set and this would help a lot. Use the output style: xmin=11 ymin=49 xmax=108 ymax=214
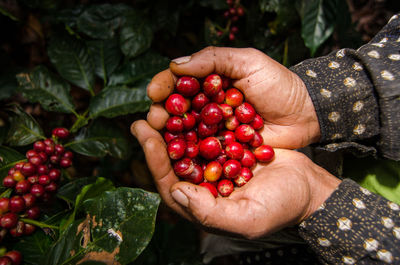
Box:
xmin=48 ymin=34 xmax=95 ymax=94
xmin=66 ymin=120 xmax=131 ymax=159
xmin=0 ymin=146 xmax=25 ymax=179
xmin=108 ymin=51 xmax=169 ymax=86
xmin=16 ymin=66 xmax=76 ymax=114
xmin=6 ymin=106 xmax=45 ymax=146
xmin=120 ymin=13 xmax=153 ymax=58
xmin=87 ymin=39 xmax=122 ymax=83
xmin=0 ymin=72 xmax=18 ymax=100
xmin=88 ymin=86 xmax=150 ymax=119
xmin=45 ymin=188 xmax=160 ymax=265
xmin=13 ymin=230 xmax=53 ymax=265
xmin=57 ymin=177 xmax=97 ymax=204
xmin=300 ymin=0 xmax=338 ymax=56
xmin=77 ymin=4 xmax=129 ymax=39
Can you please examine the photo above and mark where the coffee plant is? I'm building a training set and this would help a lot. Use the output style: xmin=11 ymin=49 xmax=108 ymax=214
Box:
xmin=0 ymin=0 xmax=397 ymax=264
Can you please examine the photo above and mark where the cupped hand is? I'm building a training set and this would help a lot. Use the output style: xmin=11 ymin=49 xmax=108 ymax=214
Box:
xmin=147 ymin=46 xmax=320 ymax=149
xmin=131 ymin=120 xmax=340 ymax=239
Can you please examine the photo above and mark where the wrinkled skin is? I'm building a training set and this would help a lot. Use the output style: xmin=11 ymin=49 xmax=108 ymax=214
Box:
xmin=131 ymin=47 xmax=341 ymax=239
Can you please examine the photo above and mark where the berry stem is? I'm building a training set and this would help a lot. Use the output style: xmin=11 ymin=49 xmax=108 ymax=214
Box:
xmin=20 ymin=218 xmax=59 ymax=229
xmin=0 ymin=189 xmax=12 ymax=199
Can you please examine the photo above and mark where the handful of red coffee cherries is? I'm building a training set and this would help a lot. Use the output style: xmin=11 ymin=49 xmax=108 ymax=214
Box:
xmin=163 ymin=74 xmax=274 ymax=197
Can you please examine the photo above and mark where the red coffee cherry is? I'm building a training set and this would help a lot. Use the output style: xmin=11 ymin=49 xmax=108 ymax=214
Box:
xmin=249 ymin=131 xmax=263 ymax=148
xmin=203 ymin=74 xmax=222 ymax=97
xmin=0 ymin=256 xmax=13 ymax=265
xmin=52 ymin=127 xmax=70 ymax=139
xmin=182 ymin=113 xmax=196 ymax=131
xmin=27 ymin=175 xmax=39 ymax=185
xmin=30 ymin=184 xmax=45 ymax=198
xmin=33 ymin=140 xmax=46 ymax=152
xmin=182 ymin=164 xmax=204 ymax=184
xmin=234 ymin=167 xmax=253 ymax=187
xmin=24 ymin=223 xmax=36 ymax=235
xmin=4 ymin=250 xmax=22 ymax=265
xmin=26 ymin=150 xmax=37 ymax=159
xmin=200 ymin=103 xmax=223 ymax=125
xmin=167 ymin=139 xmax=187 ymax=160
xmin=0 ymin=198 xmax=9 ymax=214
xmin=173 ymin=158 xmax=195 ymax=177
xmin=197 ymin=122 xmax=218 ymax=139
xmin=235 ymin=102 xmax=256 ymax=124
xmin=15 ymin=180 xmax=31 ymax=195
xmin=21 ymin=162 xmax=36 ymax=176
xmin=235 ymin=124 xmax=255 ymax=143
xmin=204 ymin=161 xmax=223 ymax=182
xmin=241 ymin=149 xmax=256 ymax=168
xmin=0 ymin=212 xmax=18 ymax=229
xmin=254 ymin=145 xmax=275 ymax=162
xmin=176 ymin=76 xmax=200 ymax=97
xmin=9 ymin=196 xmax=26 ymax=213
xmin=219 ymin=103 xmax=233 ymax=119
xmin=45 ymin=182 xmax=58 ymax=193
xmin=225 ymin=142 xmax=244 ymax=160
xmin=37 ymin=164 xmax=49 ymax=175
xmin=48 ymin=169 xmax=61 ymax=182
xmin=23 ymin=193 xmax=36 ymax=208
xmin=223 ymin=159 xmax=242 ymax=179
xmin=199 ymin=137 xmax=222 ymax=160
xmin=62 ymin=151 xmax=74 ymax=160
xmin=184 ymin=130 xmax=198 ymax=143
xmin=199 ymin=182 xmax=218 ymax=198
xmin=250 ymin=114 xmax=264 ymax=130
xmin=211 ymin=90 xmax=225 ymax=104
xmin=3 ymin=176 xmax=16 ymax=188
xmin=26 ymin=206 xmax=40 ymax=220
xmin=9 ymin=220 xmax=25 ymax=237
xmin=166 ymin=116 xmax=184 ymax=133
xmin=164 ymin=131 xmax=184 ymax=143
xmin=185 ymin=141 xmax=199 ymax=158
xmin=59 ymin=158 xmax=72 ymax=168
xmin=191 ymin=93 xmax=210 ymax=112
xmin=217 ymin=179 xmax=234 ymax=197
xmin=225 ymin=88 xmax=243 ymax=107
xmin=38 ymin=175 xmax=51 ymax=186
xmin=165 ymin=94 xmax=190 ymax=116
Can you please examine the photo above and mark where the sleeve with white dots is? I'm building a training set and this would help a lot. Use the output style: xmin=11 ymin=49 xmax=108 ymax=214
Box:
xmin=290 ymin=14 xmax=400 ymax=161
xmin=298 ymin=179 xmax=400 ymax=264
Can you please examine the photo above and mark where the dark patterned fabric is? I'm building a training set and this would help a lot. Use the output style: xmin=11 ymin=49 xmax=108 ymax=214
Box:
xmin=290 ymin=14 xmax=400 ymax=161
xmin=299 ymin=179 xmax=400 ymax=264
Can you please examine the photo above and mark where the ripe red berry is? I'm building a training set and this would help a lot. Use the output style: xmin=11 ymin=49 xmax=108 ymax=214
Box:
xmin=190 ymin=110 xmax=201 ymax=123
xmin=37 ymin=152 xmax=48 ymax=162
xmin=0 ymin=198 xmax=9 ymax=214
xmin=235 ymin=102 xmax=256 ymax=123
xmin=235 ymin=124 xmax=255 ymax=142
xmin=237 ymin=6 xmax=245 ymax=16
xmin=45 ymin=182 xmax=58 ymax=193
xmin=219 ymin=104 xmax=233 ymax=119
xmin=250 ymin=114 xmax=264 ymax=130
xmin=26 ymin=206 xmax=40 ymax=219
xmin=225 ymin=116 xmax=240 ymax=131
xmin=36 ymin=164 xmax=48 ymax=175
xmin=234 ymin=167 xmax=253 ymax=187
xmin=225 ymin=88 xmax=243 ymax=107
xmin=60 ymin=158 xmax=72 ymax=168
xmin=27 ymin=175 xmax=39 ymax=184
xmin=55 ymin=144 xmax=65 ymax=155
xmin=241 ymin=149 xmax=256 ymax=168
xmin=197 ymin=122 xmax=218 ymax=138
xmin=182 ymin=113 xmax=196 ymax=131
xmin=215 ymin=150 xmax=228 ymax=165
xmin=182 ymin=164 xmax=203 ymax=184
xmin=199 ymin=182 xmax=218 ymax=198
xmin=218 ymin=130 xmax=236 ymax=147
xmin=3 ymin=176 xmax=16 ymax=188
xmin=30 ymin=184 xmax=45 ymax=198
xmin=0 ymin=212 xmax=18 ymax=229
xmin=166 ymin=116 xmax=184 ymax=133
xmin=44 ymin=144 xmax=55 ymax=155
xmin=199 ymin=137 xmax=222 ymax=160
xmin=249 ymin=131 xmax=263 ymax=148
xmin=15 ymin=180 xmax=31 ymax=195
xmin=164 ymin=131 xmax=184 ymax=143
xmin=44 ymin=138 xmax=54 ymax=146
xmin=203 ymin=74 xmax=222 ymax=97
xmin=21 ymin=161 xmax=37 ymax=176
xmin=225 ymin=142 xmax=244 ymax=160
xmin=200 ymin=103 xmax=223 ymax=125
xmin=4 ymin=250 xmax=22 ymax=265
xmin=191 ymin=93 xmax=210 ymax=112
xmin=7 ymin=168 xmax=15 ymax=176
xmin=223 ymin=159 xmax=241 ymax=179
xmin=52 ymin=127 xmax=70 ymax=139
xmin=26 ymin=149 xmax=38 ymax=159
xmin=231 ymin=26 xmax=239 ymax=34
xmin=24 ymin=223 xmax=36 ymax=235
xmin=165 ymin=93 xmax=190 ymax=116
xmin=0 ymin=256 xmax=13 ymax=265
xmin=33 ymin=140 xmax=46 ymax=152
xmin=217 ymin=179 xmax=234 ymax=197
xmin=9 ymin=196 xmax=25 ymax=213
xmin=9 ymin=220 xmax=25 ymax=237
xmin=176 ymin=76 xmax=200 ymax=97
xmin=184 ymin=130 xmax=198 ymax=143
xmin=204 ymin=161 xmax=223 ymax=182
xmin=14 ymin=162 xmax=24 ymax=170
xmin=211 ymin=90 xmax=225 ymax=104
xmin=254 ymin=145 xmax=275 ymax=162
xmin=185 ymin=141 xmax=199 ymax=158
xmin=23 ymin=193 xmax=36 ymax=208
xmin=62 ymin=151 xmax=74 ymax=159
xmin=38 ymin=174 xmax=51 ymax=186
xmin=173 ymin=158 xmax=195 ymax=177
xmin=229 ymin=32 xmax=235 ymax=41
xmin=48 ymin=169 xmax=61 ymax=182
xmin=167 ymin=138 xmax=187 ymax=160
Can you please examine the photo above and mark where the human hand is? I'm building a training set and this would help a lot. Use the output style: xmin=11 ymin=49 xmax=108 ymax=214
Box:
xmin=146 ymin=46 xmax=320 ymax=149
xmin=131 ymin=120 xmax=341 ymax=239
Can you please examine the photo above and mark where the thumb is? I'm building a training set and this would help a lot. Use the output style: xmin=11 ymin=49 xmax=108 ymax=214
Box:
xmin=170 ymin=46 xmax=266 ymax=80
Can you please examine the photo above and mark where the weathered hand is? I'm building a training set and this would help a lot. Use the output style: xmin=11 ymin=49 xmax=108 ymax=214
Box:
xmin=131 ymin=120 xmax=340 ymax=239
xmin=146 ymin=46 xmax=320 ymax=149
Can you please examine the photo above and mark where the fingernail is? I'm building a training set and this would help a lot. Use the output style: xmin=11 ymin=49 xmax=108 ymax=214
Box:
xmin=130 ymin=122 xmax=138 ymax=137
xmin=172 ymin=56 xmax=191 ymax=65
xmin=171 ymin=189 xmax=189 ymax=207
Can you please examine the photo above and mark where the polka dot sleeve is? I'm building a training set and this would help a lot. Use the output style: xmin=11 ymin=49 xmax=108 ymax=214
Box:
xmin=290 ymin=14 xmax=400 ymax=160
xmin=298 ymin=179 xmax=400 ymax=264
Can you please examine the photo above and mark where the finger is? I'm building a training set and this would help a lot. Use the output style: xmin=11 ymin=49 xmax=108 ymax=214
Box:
xmin=170 ymin=47 xmax=266 ymax=80
xmin=147 ymin=69 xmax=177 ymax=103
xmin=171 ymin=182 xmax=269 ymax=238
xmin=147 ymin=103 xmax=169 ymax=130
xmin=131 ymin=120 xmax=192 ymax=219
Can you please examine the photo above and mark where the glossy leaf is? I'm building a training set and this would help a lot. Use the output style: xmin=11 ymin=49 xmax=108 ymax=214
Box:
xmin=87 ymin=39 xmax=122 ymax=82
xmin=0 ymin=146 xmax=25 ymax=179
xmin=88 ymin=86 xmax=150 ymax=119
xmin=0 ymin=72 xmax=18 ymax=100
xmin=13 ymin=230 xmax=53 ymax=265
xmin=16 ymin=66 xmax=76 ymax=114
xmin=120 ymin=13 xmax=153 ymax=58
xmin=45 ymin=188 xmax=160 ymax=265
xmin=108 ymin=51 xmax=169 ymax=86
xmin=66 ymin=119 xmax=131 ymax=159
xmin=6 ymin=106 xmax=45 ymax=146
xmin=57 ymin=177 xmax=97 ymax=204
xmin=48 ymin=34 xmax=95 ymax=93
xmin=300 ymin=0 xmax=338 ymax=56
xmin=77 ymin=4 xmax=128 ymax=39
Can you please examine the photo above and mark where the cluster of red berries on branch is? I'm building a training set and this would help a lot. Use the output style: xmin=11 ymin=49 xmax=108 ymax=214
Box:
xmin=0 ymin=250 xmax=22 ymax=265
xmin=222 ymin=0 xmax=245 ymax=41
xmin=163 ymin=74 xmax=274 ymax=197
xmin=0 ymin=127 xmax=73 ymax=265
